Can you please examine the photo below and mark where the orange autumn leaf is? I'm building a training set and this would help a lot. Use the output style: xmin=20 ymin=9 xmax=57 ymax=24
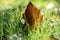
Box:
xmin=23 ymin=2 xmax=43 ymax=29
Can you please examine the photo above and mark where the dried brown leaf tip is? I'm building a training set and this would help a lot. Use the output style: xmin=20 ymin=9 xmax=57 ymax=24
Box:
xmin=23 ymin=2 xmax=43 ymax=30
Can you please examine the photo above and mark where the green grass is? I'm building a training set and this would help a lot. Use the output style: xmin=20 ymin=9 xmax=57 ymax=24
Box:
xmin=0 ymin=0 xmax=60 ymax=40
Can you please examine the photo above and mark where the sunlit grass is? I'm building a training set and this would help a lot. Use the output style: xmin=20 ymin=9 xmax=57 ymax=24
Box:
xmin=0 ymin=0 xmax=60 ymax=40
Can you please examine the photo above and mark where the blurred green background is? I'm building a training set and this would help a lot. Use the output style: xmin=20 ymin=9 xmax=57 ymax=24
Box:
xmin=0 ymin=0 xmax=60 ymax=40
